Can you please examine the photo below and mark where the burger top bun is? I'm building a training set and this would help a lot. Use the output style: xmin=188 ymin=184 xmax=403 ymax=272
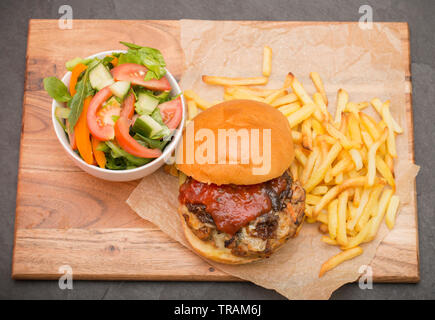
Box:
xmin=176 ymin=99 xmax=295 ymax=185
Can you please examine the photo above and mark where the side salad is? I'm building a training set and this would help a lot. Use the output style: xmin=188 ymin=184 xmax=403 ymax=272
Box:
xmin=44 ymin=41 xmax=183 ymax=170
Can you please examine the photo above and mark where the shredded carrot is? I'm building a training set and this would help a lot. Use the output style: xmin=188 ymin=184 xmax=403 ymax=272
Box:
xmin=110 ymin=55 xmax=118 ymax=67
xmin=74 ymin=96 xmax=94 ymax=165
xmin=69 ymin=63 xmax=88 ymax=96
xmin=91 ymin=136 xmax=106 ymax=169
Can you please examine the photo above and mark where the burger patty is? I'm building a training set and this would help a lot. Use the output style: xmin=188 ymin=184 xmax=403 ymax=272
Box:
xmin=180 ymin=171 xmax=305 ymax=259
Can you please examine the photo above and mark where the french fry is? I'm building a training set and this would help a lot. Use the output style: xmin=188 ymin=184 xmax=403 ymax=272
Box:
xmin=202 ymin=75 xmax=268 ymax=86
xmin=327 ymin=199 xmax=338 ymax=240
xmin=324 ymin=167 xmax=333 ymax=184
xmin=291 ymin=130 xmax=302 ymax=144
xmin=346 ymin=186 xmax=355 ymax=198
xmin=348 ymin=113 xmax=362 ymax=145
xmin=319 ymin=247 xmax=363 ymax=277
xmin=321 ymin=236 xmax=338 ymax=245
xmin=187 ymin=100 xmax=198 ymax=120
xmin=301 ymin=146 xmax=319 ymax=185
xmin=305 ymin=142 xmax=342 ymax=192
xmin=311 ymin=185 xmax=329 ymax=195
xmin=306 ymin=193 xmax=322 ymax=206
xmin=290 ymin=162 xmax=299 ymax=180
xmin=345 ymin=102 xmax=360 ymax=119
xmin=360 ymin=113 xmax=386 ymax=158
xmin=358 ymin=102 xmax=370 ymax=110
xmin=336 ymin=190 xmax=349 ymax=246
xmin=349 ymin=149 xmax=363 ymax=171
xmin=312 ymin=155 xmax=322 ymax=176
xmin=367 ymin=128 xmax=388 ymax=186
xmin=355 ymin=185 xmax=383 ymax=232
xmin=360 ymin=112 xmax=380 ymax=140
xmin=334 ymin=89 xmax=349 ymax=125
xmin=287 ymin=103 xmax=316 ymax=128
xmin=234 ymin=86 xmax=277 ymax=97
xmin=278 ymin=102 xmax=301 ymax=116
xmin=305 ymin=204 xmax=313 ymax=219
xmin=313 ymin=176 xmax=370 ymax=215
xmin=183 ymin=90 xmax=214 ymax=110
xmin=348 ymin=201 xmax=358 ymax=220
xmin=385 ymin=153 xmax=394 ymax=173
xmin=361 ymin=130 xmax=374 ymax=149
xmin=271 ymin=93 xmax=298 ymax=107
xmin=359 ymin=147 xmax=368 ymax=165
xmin=319 ymin=223 xmax=329 ymax=234
xmin=365 ymin=188 xmax=393 ymax=241
xmin=316 ymin=134 xmax=337 ymax=145
xmin=262 ymin=45 xmax=273 ymax=77
xmin=381 ymin=103 xmax=398 ymax=158
xmin=341 ymin=221 xmax=371 ymax=250
xmin=224 ymin=93 xmax=235 ymax=101
xmin=339 ymin=113 xmax=348 ymax=134
xmin=310 ymin=72 xmax=328 ymax=106
xmin=288 ymin=73 xmax=314 ymax=105
xmin=353 ymin=187 xmax=362 ymax=207
xmin=294 ymin=145 xmax=308 ymax=166
xmin=301 ymin=119 xmax=313 ymax=150
xmin=378 ymin=120 xmax=387 ymax=132
xmin=311 ymin=118 xmax=325 ymax=135
xmin=385 ymin=101 xmax=403 ymax=134
xmin=313 ymin=92 xmax=329 ymax=120
xmin=376 ymin=155 xmax=395 ymax=189
xmin=224 ymin=87 xmax=265 ymax=102
xmin=317 ymin=211 xmax=329 ymax=224
xmin=370 ymin=98 xmax=383 ymax=114
xmin=335 ymin=172 xmax=344 ymax=184
xmin=324 ymin=121 xmax=358 ymax=150
xmin=371 ymin=98 xmax=403 ymax=134
xmin=264 ymin=89 xmax=287 ymax=105
xmin=385 ymin=195 xmax=400 ymax=229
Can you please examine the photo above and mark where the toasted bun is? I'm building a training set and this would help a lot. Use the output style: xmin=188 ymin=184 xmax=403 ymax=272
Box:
xmin=176 ymin=99 xmax=294 ymax=185
xmin=178 ymin=207 xmax=260 ymax=264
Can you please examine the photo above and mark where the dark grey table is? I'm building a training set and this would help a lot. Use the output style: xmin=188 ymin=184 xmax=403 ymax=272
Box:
xmin=1 ymin=0 xmax=434 ymax=300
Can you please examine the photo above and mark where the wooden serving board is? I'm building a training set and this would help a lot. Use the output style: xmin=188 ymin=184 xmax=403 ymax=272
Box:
xmin=12 ymin=20 xmax=418 ymax=282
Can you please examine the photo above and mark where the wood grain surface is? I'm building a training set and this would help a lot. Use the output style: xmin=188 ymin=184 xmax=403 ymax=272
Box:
xmin=12 ymin=20 xmax=418 ymax=282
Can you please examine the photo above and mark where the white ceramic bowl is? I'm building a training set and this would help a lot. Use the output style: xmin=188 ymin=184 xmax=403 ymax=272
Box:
xmin=51 ymin=50 xmax=185 ymax=181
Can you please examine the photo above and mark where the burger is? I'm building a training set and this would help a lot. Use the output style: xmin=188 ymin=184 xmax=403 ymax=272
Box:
xmin=176 ymin=99 xmax=305 ymax=264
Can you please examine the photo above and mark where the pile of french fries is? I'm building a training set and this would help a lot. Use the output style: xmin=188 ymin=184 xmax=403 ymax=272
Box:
xmin=178 ymin=45 xmax=402 ymax=277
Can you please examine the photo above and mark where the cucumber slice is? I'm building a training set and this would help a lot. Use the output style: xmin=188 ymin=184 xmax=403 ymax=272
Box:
xmin=105 ymin=141 xmax=151 ymax=165
xmin=55 ymin=106 xmax=71 ymax=119
xmin=89 ymin=63 xmax=114 ymax=90
xmin=132 ymin=115 xmax=163 ymax=139
xmin=110 ymin=81 xmax=130 ymax=98
xmin=135 ymin=92 xmax=159 ymax=115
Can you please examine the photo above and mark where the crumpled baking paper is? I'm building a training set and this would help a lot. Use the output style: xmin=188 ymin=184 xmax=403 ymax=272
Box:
xmin=127 ymin=20 xmax=419 ymax=299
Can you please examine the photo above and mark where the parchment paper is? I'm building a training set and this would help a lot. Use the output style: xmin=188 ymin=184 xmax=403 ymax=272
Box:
xmin=127 ymin=20 xmax=419 ymax=299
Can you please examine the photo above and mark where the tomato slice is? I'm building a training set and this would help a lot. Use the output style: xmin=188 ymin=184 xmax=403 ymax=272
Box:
xmin=111 ymin=63 xmax=172 ymax=91
xmin=158 ymin=96 xmax=183 ymax=129
xmin=120 ymin=91 xmax=135 ymax=119
xmin=87 ymin=86 xmax=114 ymax=141
xmin=97 ymin=104 xmax=121 ymax=126
xmin=114 ymin=116 xmax=162 ymax=158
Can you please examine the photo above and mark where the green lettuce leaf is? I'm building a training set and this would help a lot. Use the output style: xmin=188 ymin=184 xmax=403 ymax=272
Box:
xmin=119 ymin=41 xmax=167 ymax=80
xmin=43 ymin=77 xmax=72 ymax=102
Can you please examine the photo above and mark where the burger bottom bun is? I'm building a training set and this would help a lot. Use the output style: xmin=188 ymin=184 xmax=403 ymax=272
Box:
xmin=178 ymin=207 xmax=261 ymax=264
